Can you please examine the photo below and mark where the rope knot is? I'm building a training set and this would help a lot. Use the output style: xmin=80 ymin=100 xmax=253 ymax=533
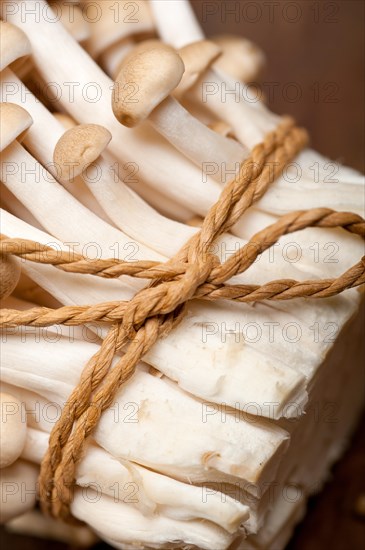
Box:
xmin=121 ymin=252 xmax=219 ymax=338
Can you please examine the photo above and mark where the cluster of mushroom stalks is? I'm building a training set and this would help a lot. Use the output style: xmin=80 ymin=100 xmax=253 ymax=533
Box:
xmin=0 ymin=1 xmax=364 ymax=549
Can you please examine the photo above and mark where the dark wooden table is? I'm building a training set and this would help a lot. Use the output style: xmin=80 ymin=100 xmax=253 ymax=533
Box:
xmin=1 ymin=1 xmax=364 ymax=549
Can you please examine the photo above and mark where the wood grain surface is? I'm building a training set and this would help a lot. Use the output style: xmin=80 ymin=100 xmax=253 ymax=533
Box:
xmin=1 ymin=1 xmax=364 ymax=549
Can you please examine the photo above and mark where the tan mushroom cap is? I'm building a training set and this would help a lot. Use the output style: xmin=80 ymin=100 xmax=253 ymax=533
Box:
xmin=117 ymin=39 xmax=162 ymax=70
xmin=0 ymin=393 xmax=27 ymax=468
xmin=0 ymin=21 xmax=32 ymax=72
xmin=0 ymin=255 xmax=21 ymax=300
xmin=112 ymin=44 xmax=185 ymax=127
xmin=174 ymin=40 xmax=222 ymax=99
xmin=212 ymin=35 xmax=265 ymax=82
xmin=53 ymin=124 xmax=112 ymax=182
xmin=0 ymin=103 xmax=33 ymax=152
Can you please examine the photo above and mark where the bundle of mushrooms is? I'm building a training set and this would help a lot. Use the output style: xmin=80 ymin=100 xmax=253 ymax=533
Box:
xmin=0 ymin=1 xmax=364 ymax=549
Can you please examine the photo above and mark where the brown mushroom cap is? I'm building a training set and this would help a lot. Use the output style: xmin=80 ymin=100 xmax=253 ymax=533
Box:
xmin=112 ymin=44 xmax=185 ymax=127
xmin=53 ymin=124 xmax=112 ymax=182
xmin=0 ymin=103 xmax=33 ymax=152
xmin=116 ymin=39 xmax=163 ymax=72
xmin=212 ymin=35 xmax=265 ymax=82
xmin=0 ymin=21 xmax=32 ymax=72
xmin=0 ymin=255 xmax=21 ymax=300
xmin=174 ymin=40 xmax=222 ymax=99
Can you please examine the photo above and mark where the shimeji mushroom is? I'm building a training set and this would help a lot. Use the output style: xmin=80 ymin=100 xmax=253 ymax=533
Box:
xmin=0 ymin=66 xmax=326 ymax=284
xmin=0 ymin=393 xmax=27 ymax=468
xmin=52 ymin=109 xmax=194 ymax=223
xmin=3 ymin=68 xmax=362 ymax=291
xmin=52 ymin=122 xmax=197 ymax=254
xmin=0 ymin=2 xmax=362 ymax=410
xmin=112 ymin=42 xmax=247 ymax=177
xmin=1 ymin=379 xmax=251 ymax=533
xmin=19 ymin=424 xmax=250 ymax=533
xmin=80 ymin=1 xmax=154 ymax=60
xmin=1 ymin=333 xmax=289 ymax=495
xmin=0 ymin=105 xmax=344 ymax=420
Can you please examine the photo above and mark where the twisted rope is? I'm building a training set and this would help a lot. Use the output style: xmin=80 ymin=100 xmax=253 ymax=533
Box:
xmin=1 ymin=118 xmax=364 ymax=521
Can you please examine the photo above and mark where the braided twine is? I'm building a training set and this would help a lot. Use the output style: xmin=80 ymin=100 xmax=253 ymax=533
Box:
xmin=1 ymin=118 xmax=364 ymax=522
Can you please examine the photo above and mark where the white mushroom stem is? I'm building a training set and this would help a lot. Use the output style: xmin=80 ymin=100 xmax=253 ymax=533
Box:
xmin=99 ymin=38 xmax=135 ymax=78
xmin=148 ymin=95 xmax=247 ymax=175
xmin=19 ymin=424 xmax=249 ymax=533
xmin=79 ymin=0 xmax=155 ymax=78
xmin=0 ymin=69 xmax=325 ymax=280
xmin=73 ymin=490 xmax=234 ymax=550
xmin=149 ymin=0 xmax=204 ymax=48
xmin=1 ymin=334 xmax=289 ymax=490
xmin=0 ymin=137 xmax=164 ymax=264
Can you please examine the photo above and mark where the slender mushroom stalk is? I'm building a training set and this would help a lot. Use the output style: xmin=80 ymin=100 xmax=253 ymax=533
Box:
xmin=53 ymin=122 xmax=197 ymax=254
xmin=49 ymin=1 xmax=90 ymax=44
xmin=1 ymin=332 xmax=290 ymax=490
xmin=18 ymin=423 xmax=250 ymax=533
xmin=0 ymin=393 xmax=27 ymax=468
xmin=112 ymin=43 xmax=247 ymax=178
